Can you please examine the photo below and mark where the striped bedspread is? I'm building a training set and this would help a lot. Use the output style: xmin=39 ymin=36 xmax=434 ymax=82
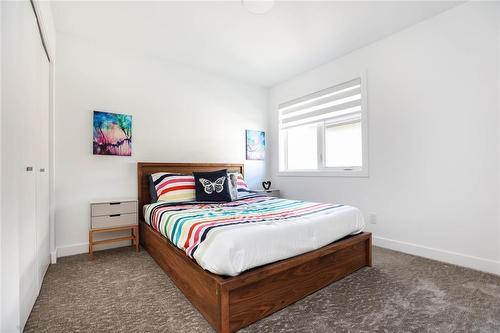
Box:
xmin=143 ymin=196 xmax=344 ymax=259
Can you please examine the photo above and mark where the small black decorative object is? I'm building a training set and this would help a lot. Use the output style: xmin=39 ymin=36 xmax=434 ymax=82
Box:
xmin=262 ymin=181 xmax=271 ymax=190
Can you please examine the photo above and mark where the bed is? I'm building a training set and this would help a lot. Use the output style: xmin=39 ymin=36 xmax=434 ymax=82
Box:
xmin=138 ymin=162 xmax=372 ymax=333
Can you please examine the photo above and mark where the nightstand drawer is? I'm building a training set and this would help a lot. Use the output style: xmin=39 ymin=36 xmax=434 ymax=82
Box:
xmin=263 ymin=190 xmax=280 ymax=197
xmin=91 ymin=201 xmax=137 ymax=217
xmin=253 ymin=190 xmax=280 ymax=198
xmin=91 ymin=213 xmax=137 ymax=229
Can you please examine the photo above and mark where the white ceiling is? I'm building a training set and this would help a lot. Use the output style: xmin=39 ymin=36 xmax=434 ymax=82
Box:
xmin=51 ymin=1 xmax=461 ymax=87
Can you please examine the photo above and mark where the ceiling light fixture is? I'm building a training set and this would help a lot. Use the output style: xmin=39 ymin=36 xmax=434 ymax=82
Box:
xmin=242 ymin=0 xmax=275 ymax=15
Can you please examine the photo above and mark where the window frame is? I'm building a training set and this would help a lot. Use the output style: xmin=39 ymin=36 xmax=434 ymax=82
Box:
xmin=278 ymin=72 xmax=369 ymax=178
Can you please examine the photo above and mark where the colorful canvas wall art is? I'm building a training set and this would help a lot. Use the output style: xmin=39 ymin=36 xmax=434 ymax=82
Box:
xmin=246 ymin=129 xmax=265 ymax=160
xmin=93 ymin=111 xmax=132 ymax=156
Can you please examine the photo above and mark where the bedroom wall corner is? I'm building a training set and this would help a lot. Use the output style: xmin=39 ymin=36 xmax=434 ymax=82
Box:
xmin=54 ymin=33 xmax=268 ymax=257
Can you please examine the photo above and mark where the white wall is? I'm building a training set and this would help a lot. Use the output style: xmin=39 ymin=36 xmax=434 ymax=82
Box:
xmin=269 ymin=2 xmax=500 ymax=275
xmin=55 ymin=33 xmax=268 ymax=256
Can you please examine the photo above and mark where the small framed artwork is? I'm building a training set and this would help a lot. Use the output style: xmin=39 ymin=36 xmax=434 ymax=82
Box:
xmin=246 ymin=129 xmax=265 ymax=160
xmin=93 ymin=111 xmax=132 ymax=156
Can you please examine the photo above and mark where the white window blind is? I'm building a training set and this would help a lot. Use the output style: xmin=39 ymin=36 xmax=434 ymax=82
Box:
xmin=278 ymin=76 xmax=367 ymax=176
xmin=279 ymin=78 xmax=362 ymax=129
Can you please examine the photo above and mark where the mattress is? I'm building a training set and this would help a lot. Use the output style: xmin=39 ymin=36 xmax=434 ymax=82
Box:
xmin=143 ymin=195 xmax=365 ymax=276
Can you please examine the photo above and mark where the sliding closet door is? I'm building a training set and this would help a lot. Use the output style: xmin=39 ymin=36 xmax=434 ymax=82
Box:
xmin=18 ymin=5 xmax=39 ymax=326
xmin=35 ymin=45 xmax=51 ymax=292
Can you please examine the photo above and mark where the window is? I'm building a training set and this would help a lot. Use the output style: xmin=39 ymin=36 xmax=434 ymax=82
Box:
xmin=279 ymin=77 xmax=368 ymax=176
xmin=325 ymin=121 xmax=362 ymax=168
xmin=286 ymin=124 xmax=317 ymax=170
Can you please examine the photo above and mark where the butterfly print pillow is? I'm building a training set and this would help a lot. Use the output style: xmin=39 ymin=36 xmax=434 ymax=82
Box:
xmin=193 ymin=169 xmax=233 ymax=202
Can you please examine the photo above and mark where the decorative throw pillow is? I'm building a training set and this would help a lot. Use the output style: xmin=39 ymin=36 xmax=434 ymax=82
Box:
xmin=148 ymin=174 xmax=161 ymax=202
xmin=228 ymin=173 xmax=239 ymax=201
xmin=228 ymin=172 xmax=250 ymax=192
xmin=149 ymin=173 xmax=196 ymax=203
xmin=193 ymin=169 xmax=232 ymax=202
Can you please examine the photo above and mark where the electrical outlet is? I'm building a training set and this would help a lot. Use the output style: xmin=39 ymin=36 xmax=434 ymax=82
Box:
xmin=369 ymin=213 xmax=377 ymax=224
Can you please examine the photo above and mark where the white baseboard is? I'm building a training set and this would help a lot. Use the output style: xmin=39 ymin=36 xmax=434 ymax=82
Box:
xmin=56 ymin=242 xmax=88 ymax=258
xmin=56 ymin=240 xmax=132 ymax=258
xmin=373 ymin=235 xmax=500 ymax=276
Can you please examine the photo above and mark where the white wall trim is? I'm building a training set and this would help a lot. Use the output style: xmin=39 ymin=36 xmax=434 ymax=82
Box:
xmin=55 ymin=242 xmax=88 ymax=258
xmin=373 ymin=236 xmax=500 ymax=276
xmin=50 ymin=251 xmax=57 ymax=264
xmin=56 ymin=241 xmax=133 ymax=258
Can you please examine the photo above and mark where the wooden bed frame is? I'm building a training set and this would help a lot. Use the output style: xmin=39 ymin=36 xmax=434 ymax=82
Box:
xmin=138 ymin=162 xmax=372 ymax=333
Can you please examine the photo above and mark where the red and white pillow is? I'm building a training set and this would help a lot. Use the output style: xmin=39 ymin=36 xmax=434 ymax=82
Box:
xmin=232 ymin=172 xmax=250 ymax=192
xmin=149 ymin=173 xmax=196 ymax=203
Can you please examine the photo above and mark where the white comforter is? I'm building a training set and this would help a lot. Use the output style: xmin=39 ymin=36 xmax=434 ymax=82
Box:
xmin=144 ymin=196 xmax=365 ymax=276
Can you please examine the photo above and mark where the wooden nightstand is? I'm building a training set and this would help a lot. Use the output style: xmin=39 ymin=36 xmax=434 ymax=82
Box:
xmin=253 ymin=189 xmax=280 ymax=198
xmin=89 ymin=199 xmax=139 ymax=259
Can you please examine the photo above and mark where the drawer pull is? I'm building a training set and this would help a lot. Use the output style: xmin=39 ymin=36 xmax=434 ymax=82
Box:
xmin=109 ymin=202 xmax=121 ymax=205
xmin=110 ymin=214 xmax=121 ymax=217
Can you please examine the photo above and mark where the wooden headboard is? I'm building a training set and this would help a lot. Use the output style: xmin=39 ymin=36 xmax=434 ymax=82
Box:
xmin=137 ymin=162 xmax=244 ymax=216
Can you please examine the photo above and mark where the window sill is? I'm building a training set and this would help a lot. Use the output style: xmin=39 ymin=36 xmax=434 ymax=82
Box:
xmin=277 ymin=170 xmax=368 ymax=178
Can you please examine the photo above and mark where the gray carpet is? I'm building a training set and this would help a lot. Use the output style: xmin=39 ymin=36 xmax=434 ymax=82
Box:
xmin=24 ymin=246 xmax=500 ymax=332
